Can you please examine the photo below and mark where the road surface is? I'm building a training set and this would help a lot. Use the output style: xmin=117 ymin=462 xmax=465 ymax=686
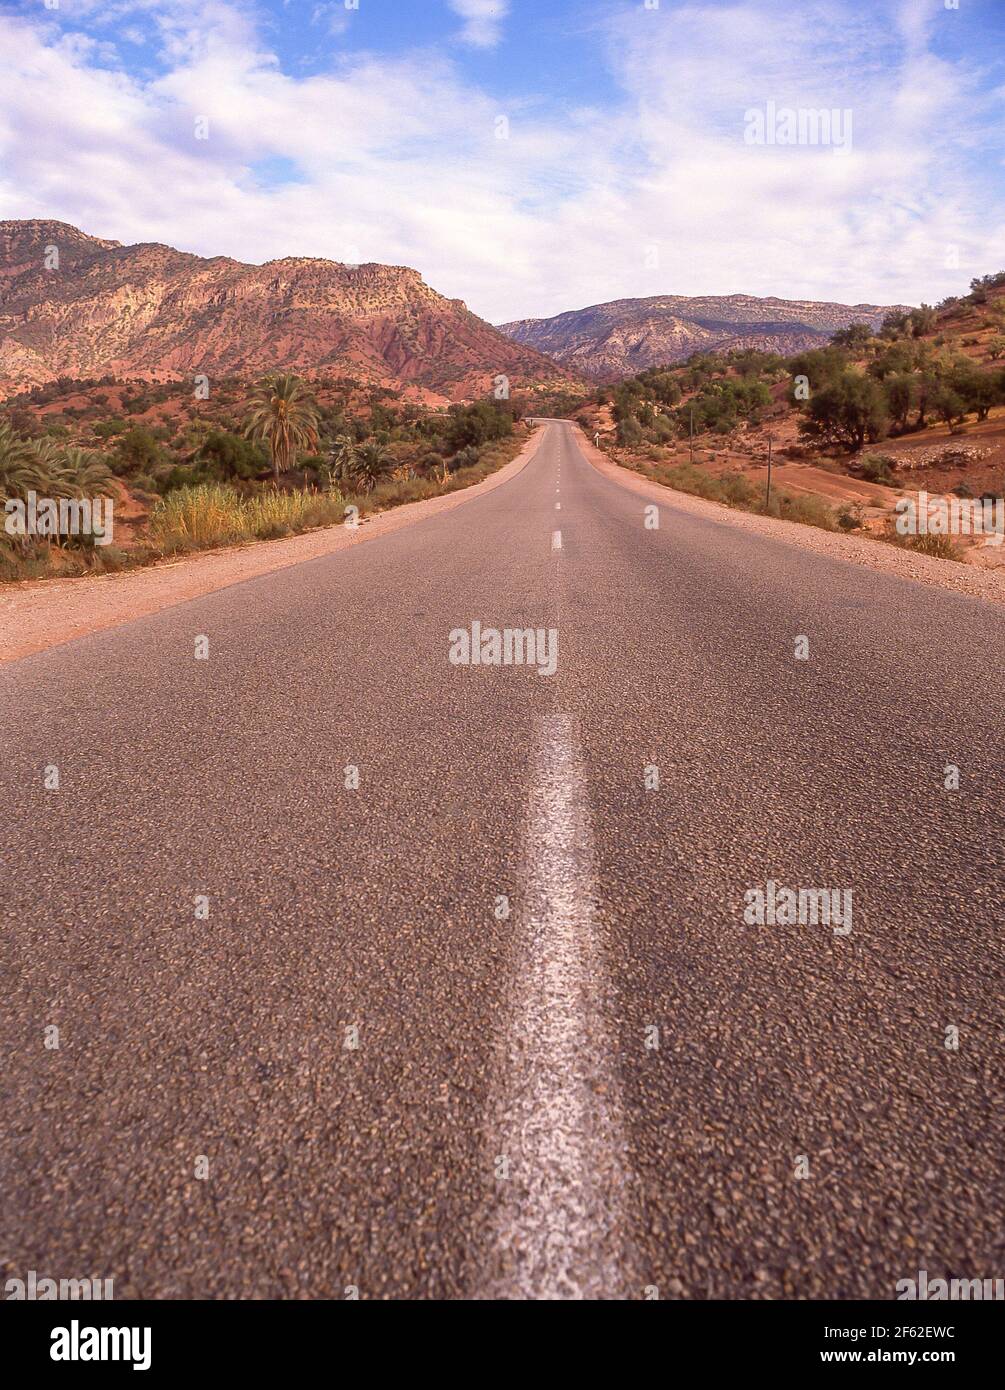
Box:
xmin=2 ymin=421 xmax=1003 ymax=1300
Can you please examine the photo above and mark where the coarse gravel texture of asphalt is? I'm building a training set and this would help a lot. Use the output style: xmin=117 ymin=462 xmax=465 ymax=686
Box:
xmin=1 ymin=421 xmax=1003 ymax=1300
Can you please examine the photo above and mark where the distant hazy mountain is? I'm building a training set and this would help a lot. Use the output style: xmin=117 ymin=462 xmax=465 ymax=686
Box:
xmin=499 ymin=292 xmax=910 ymax=380
xmin=0 ymin=220 xmax=576 ymax=400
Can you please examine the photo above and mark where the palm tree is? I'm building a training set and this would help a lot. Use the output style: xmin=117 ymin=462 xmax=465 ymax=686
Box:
xmin=0 ymin=423 xmax=48 ymax=503
xmin=327 ymin=433 xmax=358 ymax=491
xmin=244 ymin=374 xmax=319 ymax=484
xmin=350 ymin=443 xmax=394 ymax=494
xmin=1 ymin=425 xmax=52 ymax=557
xmin=48 ymin=447 xmax=116 ymax=499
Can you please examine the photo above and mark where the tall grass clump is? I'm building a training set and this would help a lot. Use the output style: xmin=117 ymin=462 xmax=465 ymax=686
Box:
xmin=764 ymin=491 xmax=837 ymax=530
xmin=147 ymin=438 xmax=522 ymax=558
xmin=150 ymin=483 xmax=346 ymax=552
xmin=884 ymin=526 xmax=963 ymax=562
xmin=642 ymin=460 xmax=837 ymax=530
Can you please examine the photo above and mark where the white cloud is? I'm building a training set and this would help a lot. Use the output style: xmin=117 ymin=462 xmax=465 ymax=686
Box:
xmin=0 ymin=0 xmax=1002 ymax=324
xmin=448 ymin=1 xmax=510 ymax=50
xmin=310 ymin=2 xmax=353 ymax=39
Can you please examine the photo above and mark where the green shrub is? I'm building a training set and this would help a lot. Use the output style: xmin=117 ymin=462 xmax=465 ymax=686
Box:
xmin=113 ymin=426 xmax=166 ymax=475
xmin=194 ymin=428 xmax=267 ymax=481
xmin=837 ymin=503 xmax=864 ymax=530
xmin=721 ymin=472 xmax=758 ymax=507
xmin=768 ymin=492 xmax=836 ymax=529
xmin=653 ymin=462 xmax=726 ymax=502
xmin=617 ymin=415 xmax=644 ymax=447
xmin=859 ymin=453 xmax=896 ymax=485
xmin=445 ymin=400 xmax=513 ymax=452
xmin=93 ymin=418 xmax=127 ymax=439
xmin=452 ymin=445 xmax=481 ymax=470
xmin=884 ymin=527 xmax=963 ymax=562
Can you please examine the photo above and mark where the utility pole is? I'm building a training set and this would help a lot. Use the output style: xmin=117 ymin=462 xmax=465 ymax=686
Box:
xmin=765 ymin=435 xmax=773 ymax=507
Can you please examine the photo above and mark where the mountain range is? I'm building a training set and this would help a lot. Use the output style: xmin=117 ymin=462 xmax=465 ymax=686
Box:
xmin=498 ymin=293 xmax=910 ymax=380
xmin=0 ymin=220 xmax=573 ymax=401
xmin=0 ymin=221 xmax=914 ymax=399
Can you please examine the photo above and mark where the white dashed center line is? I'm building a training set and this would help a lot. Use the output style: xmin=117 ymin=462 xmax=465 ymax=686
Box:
xmin=552 ymin=530 xmax=562 ymax=551
xmin=482 ymin=715 xmax=634 ymax=1299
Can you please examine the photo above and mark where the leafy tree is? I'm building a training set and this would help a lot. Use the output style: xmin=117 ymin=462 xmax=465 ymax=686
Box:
xmin=786 ymin=345 xmax=849 ymax=392
xmin=194 ymin=429 xmax=267 ymax=482
xmin=244 ymin=374 xmax=320 ymax=483
xmin=445 ymin=400 xmax=513 ymax=452
xmin=639 ymin=370 xmax=682 ymax=405
xmin=680 ymin=378 xmax=772 ymax=435
xmin=914 ymin=373 xmax=941 ymax=429
xmin=880 ymin=310 xmax=910 ymax=339
xmin=932 ymin=385 xmax=967 ymax=431
xmin=800 ymin=371 xmax=888 ymax=450
xmin=867 ymin=342 xmax=920 ymax=380
xmin=725 ymin=349 xmax=785 ymax=377
xmin=4 ymin=406 xmax=41 ymax=438
xmin=616 ymin=415 xmax=644 ymax=447
xmin=830 ymin=323 xmax=874 ymax=351
xmin=971 ymin=272 xmax=1005 ymax=292
xmin=114 ymin=426 xmax=164 ymax=475
xmin=950 ymin=365 xmax=999 ymax=422
xmin=909 ymin=305 xmax=937 ymax=337
xmin=966 ymin=274 xmax=1005 ymax=306
xmin=883 ymin=374 xmax=917 ymax=433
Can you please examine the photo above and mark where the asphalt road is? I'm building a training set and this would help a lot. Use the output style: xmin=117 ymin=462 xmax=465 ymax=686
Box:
xmin=2 ymin=421 xmax=1003 ymax=1300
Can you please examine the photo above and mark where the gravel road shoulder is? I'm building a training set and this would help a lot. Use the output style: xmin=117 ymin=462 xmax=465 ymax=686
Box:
xmin=580 ymin=434 xmax=1005 ymax=607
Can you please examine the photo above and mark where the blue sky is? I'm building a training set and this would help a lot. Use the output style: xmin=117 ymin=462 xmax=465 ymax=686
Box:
xmin=1 ymin=0 xmax=1004 ymax=321
xmin=44 ymin=2 xmax=623 ymax=110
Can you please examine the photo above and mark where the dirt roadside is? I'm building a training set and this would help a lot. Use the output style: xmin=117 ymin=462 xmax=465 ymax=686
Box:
xmin=578 ymin=432 xmax=1005 ymax=607
xmin=0 ymin=428 xmax=546 ymax=664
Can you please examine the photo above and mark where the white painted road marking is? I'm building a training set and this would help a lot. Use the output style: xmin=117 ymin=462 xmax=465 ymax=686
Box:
xmin=555 ymin=502 xmax=561 ymax=510
xmin=482 ymin=714 xmax=633 ymax=1299
xmin=552 ymin=530 xmax=562 ymax=551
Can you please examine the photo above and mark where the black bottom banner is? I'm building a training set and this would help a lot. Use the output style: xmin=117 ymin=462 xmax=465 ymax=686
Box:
xmin=2 ymin=1296 xmax=994 ymax=1377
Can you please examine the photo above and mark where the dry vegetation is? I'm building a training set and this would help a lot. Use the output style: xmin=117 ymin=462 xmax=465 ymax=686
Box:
xmin=577 ymin=272 xmax=1005 ymax=566
xmin=0 ymin=373 xmax=533 ymax=582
